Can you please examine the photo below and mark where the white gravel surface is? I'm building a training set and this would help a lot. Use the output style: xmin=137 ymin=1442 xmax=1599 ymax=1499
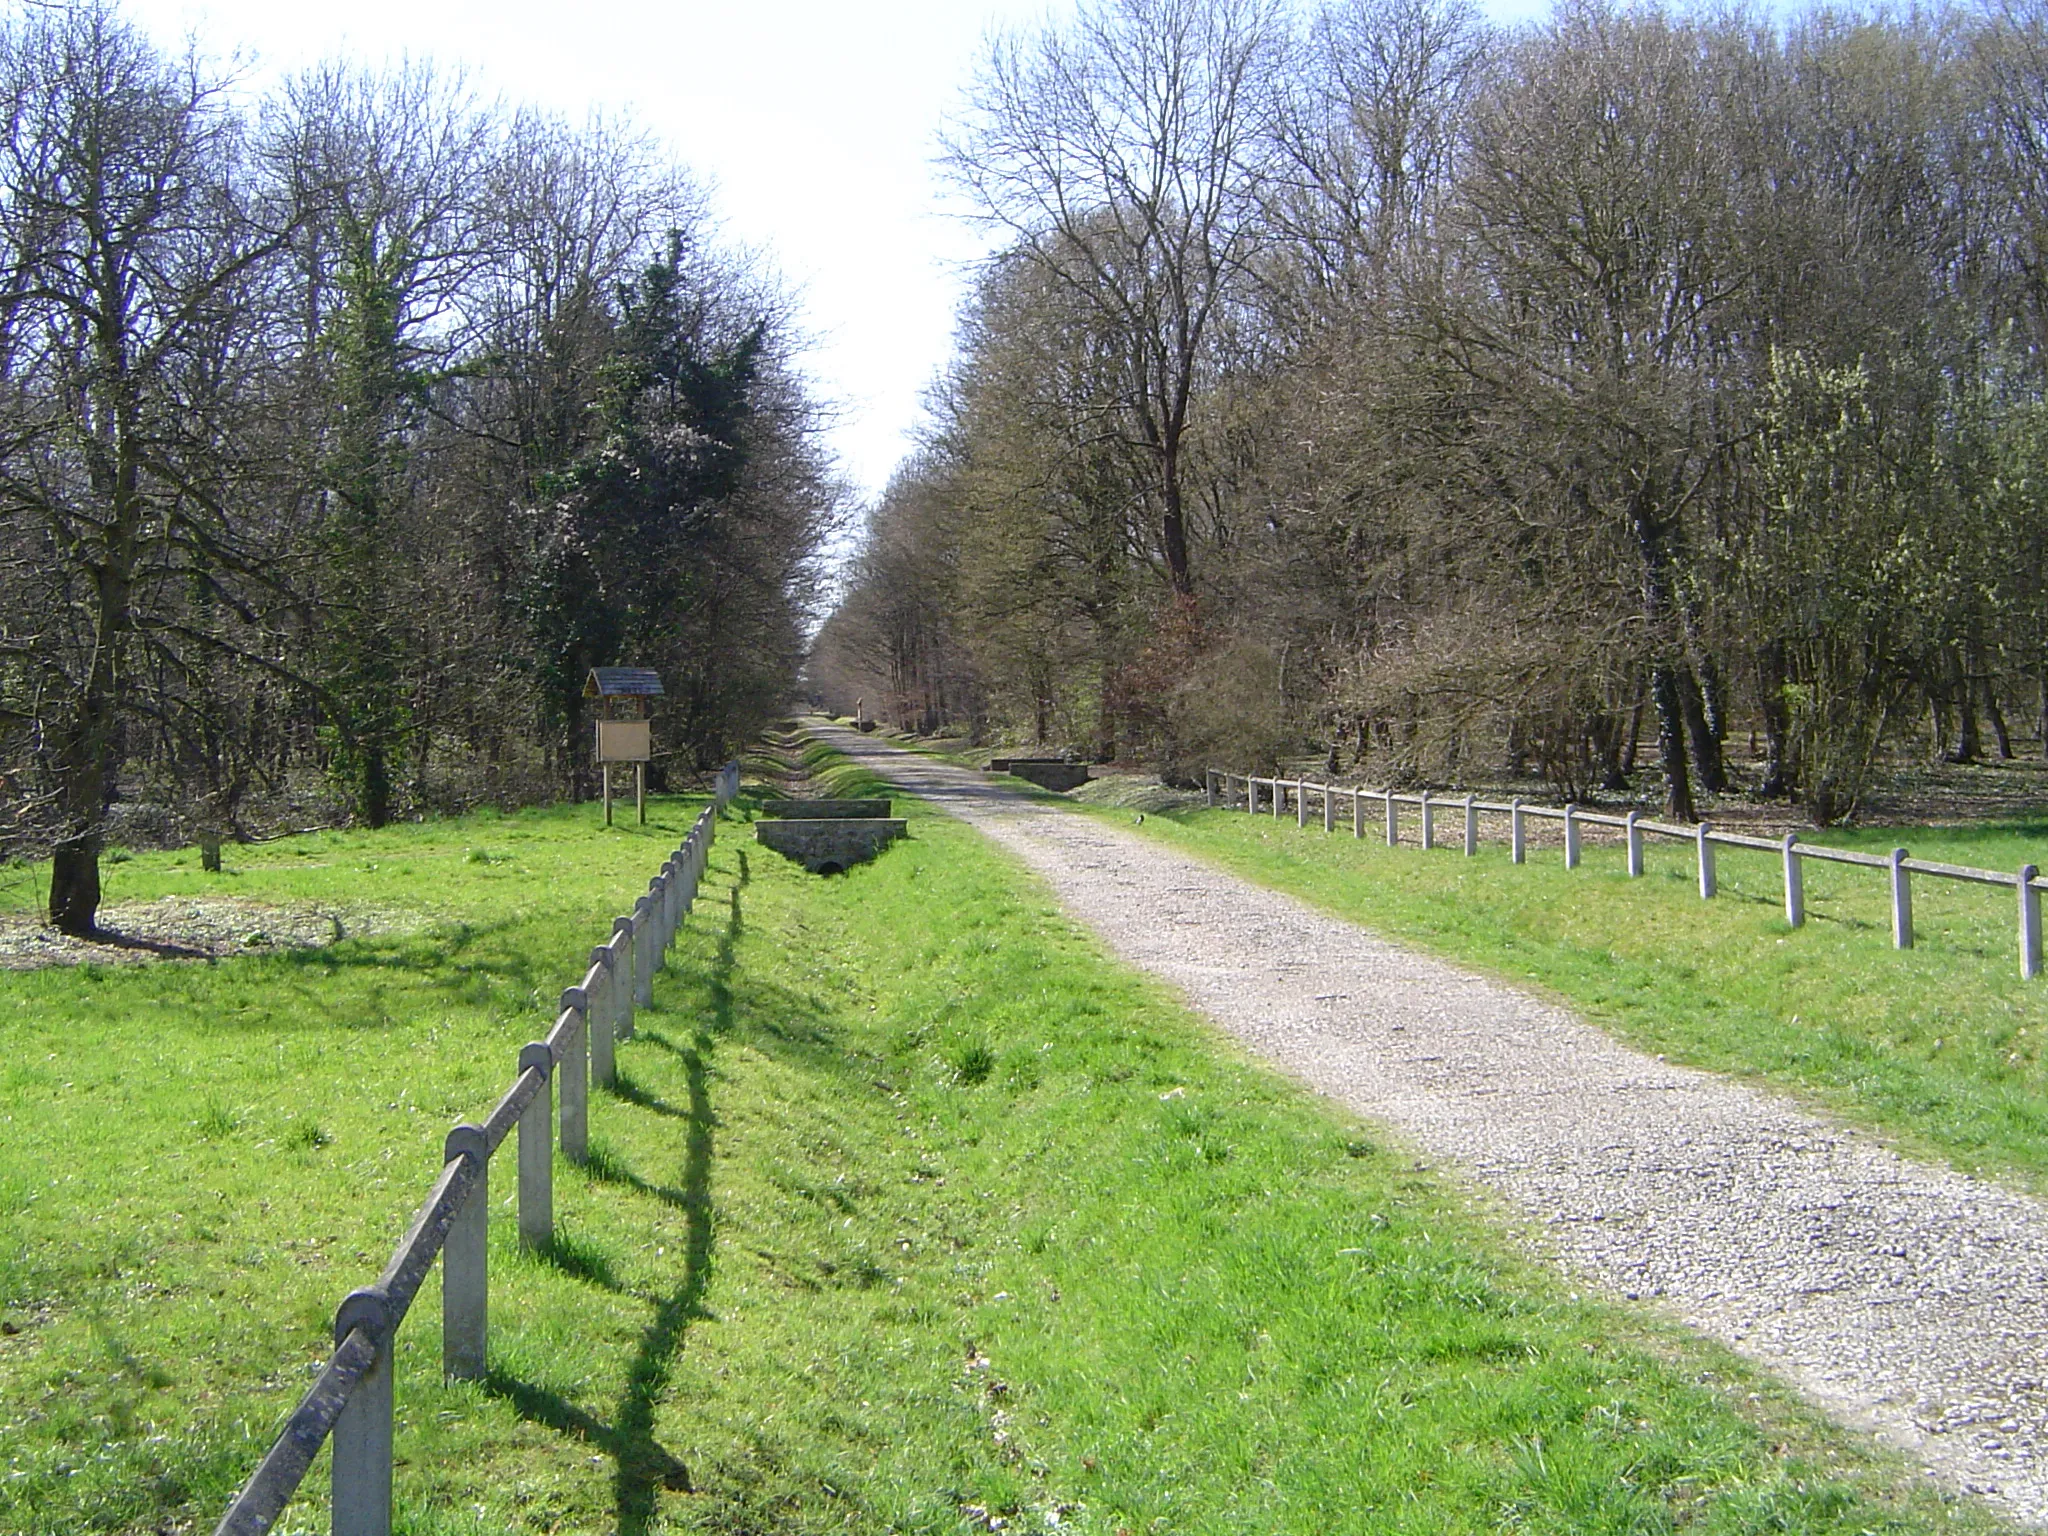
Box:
xmin=822 ymin=724 xmax=2048 ymax=1527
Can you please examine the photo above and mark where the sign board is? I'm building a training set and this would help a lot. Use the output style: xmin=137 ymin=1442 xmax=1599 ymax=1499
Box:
xmin=595 ymin=719 xmax=651 ymax=763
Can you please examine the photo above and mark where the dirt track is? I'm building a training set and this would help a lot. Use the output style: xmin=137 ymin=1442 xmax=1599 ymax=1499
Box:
xmin=821 ymin=722 xmax=2048 ymax=1528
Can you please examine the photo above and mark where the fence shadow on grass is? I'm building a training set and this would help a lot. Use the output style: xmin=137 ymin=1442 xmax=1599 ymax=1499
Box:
xmin=531 ymin=1226 xmax=627 ymax=1293
xmin=482 ymin=843 xmax=743 ymax=1533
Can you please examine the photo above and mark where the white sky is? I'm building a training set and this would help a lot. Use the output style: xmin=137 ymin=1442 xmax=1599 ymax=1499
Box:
xmin=123 ymin=0 xmax=1546 ymax=508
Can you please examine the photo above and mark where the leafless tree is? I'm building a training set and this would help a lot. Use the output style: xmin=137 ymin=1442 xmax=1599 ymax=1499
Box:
xmin=0 ymin=2 xmax=290 ymax=931
xmin=945 ymin=0 xmax=1288 ymax=599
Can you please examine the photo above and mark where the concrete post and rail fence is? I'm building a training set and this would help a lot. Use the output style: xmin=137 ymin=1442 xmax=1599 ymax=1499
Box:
xmin=213 ymin=763 xmax=741 ymax=1536
xmin=1208 ymin=769 xmax=2045 ymax=980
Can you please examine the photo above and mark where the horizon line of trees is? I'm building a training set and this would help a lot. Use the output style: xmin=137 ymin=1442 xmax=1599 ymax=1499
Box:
xmin=812 ymin=0 xmax=2048 ymax=828
xmin=0 ymin=0 xmax=842 ymax=934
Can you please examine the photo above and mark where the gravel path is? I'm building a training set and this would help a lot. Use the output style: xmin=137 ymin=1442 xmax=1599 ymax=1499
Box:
xmin=819 ymin=724 xmax=2048 ymax=1526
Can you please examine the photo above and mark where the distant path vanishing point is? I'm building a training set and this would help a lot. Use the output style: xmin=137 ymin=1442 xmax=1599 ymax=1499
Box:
xmin=816 ymin=722 xmax=2048 ymax=1527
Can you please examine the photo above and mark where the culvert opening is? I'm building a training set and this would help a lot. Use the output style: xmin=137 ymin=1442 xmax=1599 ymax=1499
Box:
xmin=815 ymin=861 xmax=845 ymax=876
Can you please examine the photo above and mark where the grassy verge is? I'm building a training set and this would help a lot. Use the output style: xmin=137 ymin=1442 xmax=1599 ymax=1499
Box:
xmin=0 ymin=771 xmax=2010 ymax=1534
xmin=1090 ymin=794 xmax=2048 ymax=1191
xmin=0 ymin=802 xmax=705 ymax=1534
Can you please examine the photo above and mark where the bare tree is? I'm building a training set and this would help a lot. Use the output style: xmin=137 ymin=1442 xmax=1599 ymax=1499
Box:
xmin=945 ymin=0 xmax=1287 ymax=598
xmin=1263 ymin=0 xmax=1488 ymax=311
xmin=0 ymin=2 xmax=287 ymax=932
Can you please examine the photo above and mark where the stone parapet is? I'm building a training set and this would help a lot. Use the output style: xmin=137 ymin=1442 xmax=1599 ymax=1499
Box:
xmin=759 ymin=798 xmax=892 ymax=819
xmin=755 ymin=818 xmax=907 ymax=874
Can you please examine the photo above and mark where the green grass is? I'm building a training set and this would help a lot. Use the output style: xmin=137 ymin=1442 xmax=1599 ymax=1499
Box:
xmin=0 ymin=802 xmax=707 ymax=1534
xmin=0 ymin=782 xmax=2009 ymax=1533
xmin=1094 ymin=795 xmax=2048 ymax=1192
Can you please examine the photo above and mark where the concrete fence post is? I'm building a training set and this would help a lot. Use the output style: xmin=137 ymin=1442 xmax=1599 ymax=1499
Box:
xmin=613 ymin=917 xmax=636 ymax=1039
xmin=1563 ymin=804 xmax=1580 ymax=869
xmin=1889 ymin=848 xmax=1913 ymax=950
xmin=1385 ymin=790 xmax=1398 ymax=847
xmin=1323 ymin=785 xmax=1334 ymax=833
xmin=1625 ymin=811 xmax=1643 ymax=878
xmin=1511 ymin=799 xmax=1526 ymax=864
xmin=558 ymin=991 xmax=588 ymax=1162
xmin=1247 ymin=777 xmax=1260 ymax=815
xmin=1420 ymin=790 xmax=1434 ymax=851
xmin=1352 ymin=788 xmax=1363 ymax=839
xmin=1275 ymin=779 xmax=1285 ymax=820
xmin=1783 ymin=834 xmax=1805 ymax=928
xmin=633 ymin=897 xmax=656 ymax=1008
xmin=441 ymin=1126 xmax=488 ymax=1381
xmin=331 ymin=1290 xmax=394 ymax=1536
xmin=1463 ymin=795 xmax=1477 ymax=857
xmin=589 ymin=948 xmax=615 ymax=1089
xmin=1205 ymin=770 xmax=1216 ymax=808
xmin=517 ymin=1043 xmax=553 ymax=1249
xmin=1296 ymin=780 xmax=1308 ymax=828
xmin=1697 ymin=823 xmax=1716 ymax=899
xmin=2022 ymin=866 xmax=2041 ymax=980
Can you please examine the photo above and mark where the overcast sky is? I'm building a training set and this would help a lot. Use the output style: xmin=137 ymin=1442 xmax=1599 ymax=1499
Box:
xmin=123 ymin=0 xmax=1544 ymax=508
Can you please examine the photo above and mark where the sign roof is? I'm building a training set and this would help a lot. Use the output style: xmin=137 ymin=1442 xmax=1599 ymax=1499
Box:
xmin=584 ymin=667 xmax=666 ymax=698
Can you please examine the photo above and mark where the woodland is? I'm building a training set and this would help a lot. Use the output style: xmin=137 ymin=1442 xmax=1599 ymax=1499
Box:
xmin=812 ymin=0 xmax=2048 ymax=830
xmin=0 ymin=3 xmax=840 ymax=933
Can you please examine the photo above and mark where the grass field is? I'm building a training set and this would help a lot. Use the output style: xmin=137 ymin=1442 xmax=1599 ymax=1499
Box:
xmin=0 ymin=773 xmax=2009 ymax=1533
xmin=1081 ymin=789 xmax=2048 ymax=1194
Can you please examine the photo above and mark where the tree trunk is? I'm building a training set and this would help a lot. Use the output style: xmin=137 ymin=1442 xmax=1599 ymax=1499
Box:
xmin=1700 ymin=654 xmax=1730 ymax=743
xmin=49 ymin=684 xmax=116 ymax=935
xmin=1756 ymin=641 xmax=1794 ymax=799
xmin=1159 ymin=436 xmax=1194 ymax=597
xmin=47 ymin=477 xmax=134 ymax=935
xmin=1650 ymin=662 xmax=1696 ymax=823
xmin=49 ymin=834 xmax=102 ymax=936
xmin=1977 ymin=660 xmax=2014 ymax=760
xmin=1943 ymin=647 xmax=1981 ymax=763
xmin=361 ymin=743 xmax=393 ymax=828
xmin=1678 ymin=665 xmax=1727 ymax=794
xmin=1595 ymin=710 xmax=1627 ymax=791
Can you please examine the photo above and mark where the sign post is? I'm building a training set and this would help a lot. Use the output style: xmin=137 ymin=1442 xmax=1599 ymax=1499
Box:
xmin=584 ymin=669 xmax=664 ymax=826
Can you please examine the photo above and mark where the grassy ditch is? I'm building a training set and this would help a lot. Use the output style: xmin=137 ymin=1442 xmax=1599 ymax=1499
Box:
xmin=0 ymin=774 xmax=2008 ymax=1534
xmin=1103 ymin=795 xmax=2048 ymax=1191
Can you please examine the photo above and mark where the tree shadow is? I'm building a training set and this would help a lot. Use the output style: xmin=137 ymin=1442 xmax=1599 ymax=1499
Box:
xmin=605 ymin=850 xmax=742 ymax=1533
xmin=486 ymin=850 xmax=747 ymax=1532
xmin=603 ymin=1069 xmax=694 ymax=1120
xmin=481 ymin=1368 xmax=692 ymax=1494
xmin=77 ymin=928 xmax=214 ymax=961
xmin=646 ymin=854 xmax=871 ymax=1087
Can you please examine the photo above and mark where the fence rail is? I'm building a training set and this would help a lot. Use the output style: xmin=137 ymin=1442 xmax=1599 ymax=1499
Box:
xmin=214 ymin=761 xmax=741 ymax=1536
xmin=1206 ymin=769 xmax=2044 ymax=980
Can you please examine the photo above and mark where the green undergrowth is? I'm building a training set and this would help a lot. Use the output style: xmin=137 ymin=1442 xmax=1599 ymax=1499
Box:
xmin=1103 ymin=796 xmax=2048 ymax=1191
xmin=0 ymin=769 xmax=2009 ymax=1533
